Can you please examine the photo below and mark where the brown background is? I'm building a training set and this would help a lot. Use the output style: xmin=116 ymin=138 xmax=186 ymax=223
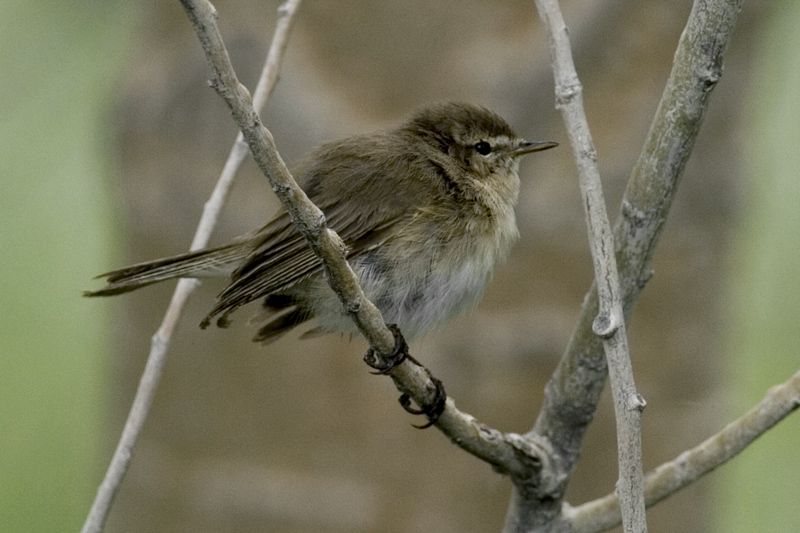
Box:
xmin=100 ymin=1 xmax=761 ymax=531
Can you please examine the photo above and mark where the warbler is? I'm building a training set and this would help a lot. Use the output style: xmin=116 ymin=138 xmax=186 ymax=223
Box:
xmin=86 ymin=102 xmax=557 ymax=343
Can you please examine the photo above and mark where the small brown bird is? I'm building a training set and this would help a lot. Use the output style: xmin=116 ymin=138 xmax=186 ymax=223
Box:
xmin=86 ymin=102 xmax=557 ymax=343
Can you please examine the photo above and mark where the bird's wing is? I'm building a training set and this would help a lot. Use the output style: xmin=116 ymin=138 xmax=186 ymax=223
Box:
xmin=200 ymin=136 xmax=422 ymax=327
xmin=200 ymin=207 xmax=407 ymax=327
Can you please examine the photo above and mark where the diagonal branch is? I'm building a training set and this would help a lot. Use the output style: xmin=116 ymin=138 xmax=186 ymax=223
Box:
xmin=80 ymin=3 xmax=303 ymax=532
xmin=177 ymin=0 xmax=553 ymax=486
xmin=197 ymin=0 xmax=303 ymax=244
xmin=568 ymin=367 xmax=800 ymax=533
xmin=505 ymin=0 xmax=744 ymax=530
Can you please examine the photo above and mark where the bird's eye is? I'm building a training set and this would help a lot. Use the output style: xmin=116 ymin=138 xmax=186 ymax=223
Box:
xmin=474 ymin=141 xmax=492 ymax=155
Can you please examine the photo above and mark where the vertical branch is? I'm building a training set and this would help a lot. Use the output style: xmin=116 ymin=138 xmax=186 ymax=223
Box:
xmin=80 ymin=3 xmax=303 ymax=532
xmin=506 ymin=0 xmax=743 ymax=530
xmin=522 ymin=1 xmax=647 ymax=532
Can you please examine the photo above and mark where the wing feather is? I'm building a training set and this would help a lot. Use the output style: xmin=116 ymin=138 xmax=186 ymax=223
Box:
xmin=200 ymin=133 xmax=428 ymax=327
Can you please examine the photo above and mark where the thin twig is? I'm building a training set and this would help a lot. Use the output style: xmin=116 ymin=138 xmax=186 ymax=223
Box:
xmin=527 ymin=1 xmax=647 ymax=532
xmin=505 ymin=0 xmax=744 ymax=529
xmin=568 ymin=368 xmax=800 ymax=533
xmin=177 ymin=0 xmax=552 ymax=481
xmin=80 ymin=3 xmax=302 ymax=532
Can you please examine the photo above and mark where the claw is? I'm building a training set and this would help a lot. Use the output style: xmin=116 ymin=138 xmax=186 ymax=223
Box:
xmin=363 ymin=324 xmax=409 ymax=374
xmin=363 ymin=323 xmax=447 ymax=429
xmin=399 ymin=376 xmax=447 ymax=429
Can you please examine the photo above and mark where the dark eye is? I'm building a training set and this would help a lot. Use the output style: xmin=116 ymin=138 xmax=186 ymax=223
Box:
xmin=474 ymin=141 xmax=492 ymax=155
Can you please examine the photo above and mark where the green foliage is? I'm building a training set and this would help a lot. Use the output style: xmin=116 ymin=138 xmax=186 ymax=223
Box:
xmin=715 ymin=1 xmax=800 ymax=530
xmin=0 ymin=1 xmax=138 ymax=530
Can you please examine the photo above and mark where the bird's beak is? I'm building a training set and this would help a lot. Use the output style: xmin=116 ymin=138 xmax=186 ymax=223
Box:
xmin=512 ymin=140 xmax=559 ymax=157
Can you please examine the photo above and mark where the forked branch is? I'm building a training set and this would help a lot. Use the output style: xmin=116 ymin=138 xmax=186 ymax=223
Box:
xmin=569 ymin=368 xmax=800 ymax=533
xmin=506 ymin=0 xmax=744 ymax=530
xmin=531 ymin=1 xmax=646 ymax=531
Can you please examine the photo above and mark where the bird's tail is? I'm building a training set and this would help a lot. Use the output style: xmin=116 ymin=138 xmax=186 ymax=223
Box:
xmin=84 ymin=242 xmax=250 ymax=297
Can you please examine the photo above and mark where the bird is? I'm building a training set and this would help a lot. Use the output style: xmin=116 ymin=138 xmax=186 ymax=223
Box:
xmin=85 ymin=102 xmax=557 ymax=344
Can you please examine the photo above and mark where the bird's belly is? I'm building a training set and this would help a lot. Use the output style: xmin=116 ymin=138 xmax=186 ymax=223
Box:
xmin=303 ymin=213 xmax=517 ymax=339
xmin=351 ymin=238 xmax=503 ymax=338
xmin=387 ymin=257 xmax=492 ymax=336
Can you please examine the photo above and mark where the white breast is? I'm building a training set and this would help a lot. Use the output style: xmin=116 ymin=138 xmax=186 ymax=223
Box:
xmin=362 ymin=204 xmax=518 ymax=337
xmin=303 ymin=201 xmax=519 ymax=339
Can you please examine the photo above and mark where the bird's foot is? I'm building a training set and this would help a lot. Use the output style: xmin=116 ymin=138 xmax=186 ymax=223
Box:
xmin=363 ymin=324 xmax=447 ymax=429
xmin=399 ymin=376 xmax=447 ymax=429
xmin=363 ymin=324 xmax=409 ymax=374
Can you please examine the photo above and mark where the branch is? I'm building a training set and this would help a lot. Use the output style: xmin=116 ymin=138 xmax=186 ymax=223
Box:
xmin=80 ymin=3 xmax=303 ymax=532
xmin=568 ymin=368 xmax=800 ymax=533
xmin=197 ymin=0 xmax=302 ymax=243
xmin=517 ymin=1 xmax=647 ymax=532
xmin=505 ymin=0 xmax=743 ymax=529
xmin=177 ymin=0 xmax=553 ymax=486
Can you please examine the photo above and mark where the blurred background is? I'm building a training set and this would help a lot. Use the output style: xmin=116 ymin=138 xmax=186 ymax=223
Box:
xmin=2 ymin=0 xmax=798 ymax=531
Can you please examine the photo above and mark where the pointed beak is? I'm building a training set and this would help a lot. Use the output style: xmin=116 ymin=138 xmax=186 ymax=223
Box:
xmin=511 ymin=140 xmax=559 ymax=157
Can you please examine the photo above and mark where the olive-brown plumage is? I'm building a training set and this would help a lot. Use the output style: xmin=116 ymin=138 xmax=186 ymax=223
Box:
xmin=86 ymin=102 xmax=557 ymax=343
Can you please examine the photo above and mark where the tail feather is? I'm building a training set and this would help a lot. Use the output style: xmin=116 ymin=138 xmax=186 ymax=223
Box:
xmin=84 ymin=243 xmax=249 ymax=297
xmin=253 ymin=307 xmax=311 ymax=344
xmin=246 ymin=294 xmax=313 ymax=344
